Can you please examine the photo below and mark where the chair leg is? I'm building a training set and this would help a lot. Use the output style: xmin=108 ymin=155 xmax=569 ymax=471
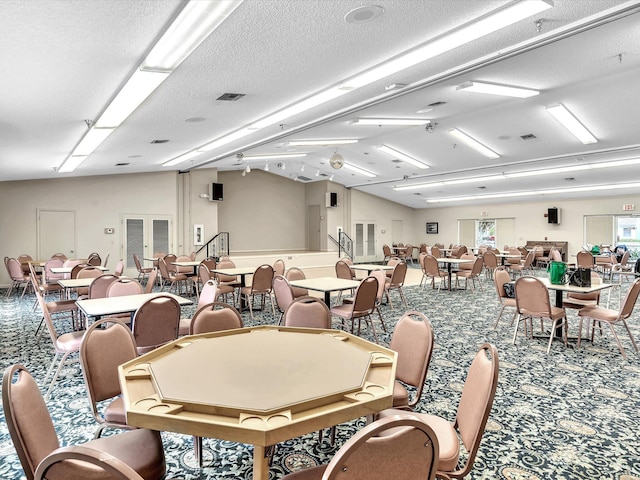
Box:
xmin=494 ymin=305 xmax=506 ymax=329
xmin=621 ymin=319 xmax=639 ymax=353
xmin=194 ymin=435 xmax=203 ymax=467
xmin=608 ymin=322 xmax=628 ymax=360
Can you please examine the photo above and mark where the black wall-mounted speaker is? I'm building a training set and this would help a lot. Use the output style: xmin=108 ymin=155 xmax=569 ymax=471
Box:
xmin=548 ymin=207 xmax=560 ymax=224
xmin=209 ymin=183 xmax=224 ymax=202
xmin=326 ymin=192 xmax=338 ymax=207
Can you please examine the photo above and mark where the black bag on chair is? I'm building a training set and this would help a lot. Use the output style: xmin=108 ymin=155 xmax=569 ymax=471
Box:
xmin=568 ymin=268 xmax=591 ymax=287
xmin=503 ymin=282 xmax=515 ymax=298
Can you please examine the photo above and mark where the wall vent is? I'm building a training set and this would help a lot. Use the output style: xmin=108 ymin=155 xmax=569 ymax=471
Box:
xmin=217 ymin=93 xmax=245 ymax=101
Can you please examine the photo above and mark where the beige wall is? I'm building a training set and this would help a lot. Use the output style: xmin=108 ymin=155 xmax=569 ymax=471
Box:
xmin=414 ymin=193 xmax=640 ymax=255
xmin=3 ymin=168 xmax=639 ymax=286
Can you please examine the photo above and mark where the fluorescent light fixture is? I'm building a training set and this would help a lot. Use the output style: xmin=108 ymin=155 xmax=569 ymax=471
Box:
xmin=457 ymin=80 xmax=539 ymax=98
xmin=58 ymin=127 xmax=116 ymax=172
xmin=343 ymin=163 xmax=376 ymax=178
xmin=287 ymin=139 xmax=358 ymax=146
xmin=143 ymin=0 xmax=244 ymax=71
xmin=242 ymin=153 xmax=306 ymax=160
xmin=194 ymin=0 xmax=552 ymax=158
xmin=95 ymin=70 xmax=169 ymax=128
xmin=393 ymin=174 xmax=504 ymax=191
xmin=377 ymin=145 xmax=429 ymax=169
xmin=60 ymin=0 xmax=242 ymax=173
xmin=447 ymin=128 xmax=500 ymax=159
xmin=163 ymin=150 xmax=202 ymax=167
xmin=426 ymin=182 xmax=640 ymax=203
xmin=339 ymin=0 xmax=552 ymax=90
xmin=352 ymin=118 xmax=430 ymax=126
xmin=546 ymin=104 xmax=597 ymax=144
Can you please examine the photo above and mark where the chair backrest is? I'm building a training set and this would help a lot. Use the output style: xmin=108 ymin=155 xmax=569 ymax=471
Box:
xmin=114 ymin=259 xmax=125 ymax=277
xmin=335 ymin=260 xmax=353 ymax=280
xmin=619 ymin=278 xmax=640 ymax=320
xmin=506 ymin=248 xmax=521 ymax=265
xmin=43 ymin=258 xmax=64 ymax=282
xmin=273 ymin=259 xmax=285 ymax=276
xmin=175 ymin=255 xmax=192 ymax=274
xmin=452 ymin=343 xmax=499 ymax=478
xmin=285 ymin=267 xmax=308 ymax=297
xmin=456 ymin=245 xmax=468 ymax=258
xmin=131 ymin=295 xmax=181 ymax=354
xmin=273 ymin=275 xmax=295 ymax=314
xmin=2 ymin=364 xmax=60 ymax=480
xmin=144 ymin=268 xmax=158 ymax=294
xmin=197 ymin=280 xmax=218 ymax=308
xmin=424 ymin=255 xmax=441 ymax=276
xmin=430 ymin=246 xmax=441 ymax=258
xmin=163 ymin=254 xmax=177 ymax=273
xmin=88 ymin=274 xmax=119 ymax=299
xmin=471 ymin=255 xmax=484 ymax=275
xmin=77 ymin=266 xmax=103 ymax=280
xmin=107 ymin=278 xmax=143 ymax=297
xmin=80 ymin=319 xmax=137 ymax=409
xmin=419 ymin=243 xmax=427 ymax=254
xmin=283 ymin=296 xmax=331 ymax=328
xmin=514 ymin=276 xmax=552 ymax=317
xmin=620 ymin=249 xmax=630 ymax=267
xmin=34 ymin=445 xmax=144 ymax=480
xmin=7 ymin=258 xmax=25 ymax=281
xmin=493 ymin=267 xmax=512 ymax=300
xmin=404 ymin=244 xmax=414 ymax=258
xmin=576 ymin=250 xmax=594 ymax=268
xmin=551 ymin=249 xmax=563 ymax=262
xmin=370 ymin=269 xmax=387 ymax=304
xmin=189 ymin=301 xmax=243 ymax=335
xmin=321 ymin=415 xmax=439 ymax=480
xmin=216 ymin=259 xmax=237 ymax=283
xmin=251 ymin=264 xmax=275 ymax=293
xmin=382 ymin=244 xmax=392 ymax=257
xmin=458 ymin=253 xmax=475 ymax=270
xmin=157 ymin=257 xmax=171 ymax=279
xmin=198 ymin=263 xmax=212 ymax=284
xmin=70 ymin=263 xmax=87 ymax=279
xmin=388 ymin=260 xmax=407 ymax=287
xmin=352 ymin=276 xmax=378 ymax=315
xmin=202 ymin=257 xmax=216 ymax=271
xmin=189 ymin=251 xmax=196 ymax=261
xmin=523 ymin=251 xmax=535 ymax=268
xmin=50 ymin=252 xmax=68 ymax=261
xmin=87 ymin=253 xmax=101 ymax=266
xmin=133 ymin=253 xmax=144 ymax=272
xmin=483 ymin=250 xmax=498 ymax=268
xmin=390 ymin=311 xmax=434 ymax=405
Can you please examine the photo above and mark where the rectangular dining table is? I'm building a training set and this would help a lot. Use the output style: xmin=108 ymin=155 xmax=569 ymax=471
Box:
xmin=350 ymin=264 xmax=394 ymax=276
xmin=76 ymin=292 xmax=192 ymax=322
xmin=288 ymin=277 xmax=361 ymax=305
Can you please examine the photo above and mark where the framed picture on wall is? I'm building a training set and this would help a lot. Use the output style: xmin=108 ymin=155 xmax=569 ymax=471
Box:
xmin=194 ymin=224 xmax=204 ymax=246
xmin=426 ymin=222 xmax=438 ymax=234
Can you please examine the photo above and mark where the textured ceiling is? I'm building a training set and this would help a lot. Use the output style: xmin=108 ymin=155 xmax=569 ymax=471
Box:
xmin=2 ymin=0 xmax=640 ymax=208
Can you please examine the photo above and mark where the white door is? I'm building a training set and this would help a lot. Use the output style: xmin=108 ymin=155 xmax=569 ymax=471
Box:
xmin=122 ymin=214 xmax=172 ymax=278
xmin=354 ymin=221 xmax=377 ymax=262
xmin=37 ymin=209 xmax=76 ymax=259
xmin=307 ymin=205 xmax=321 ymax=251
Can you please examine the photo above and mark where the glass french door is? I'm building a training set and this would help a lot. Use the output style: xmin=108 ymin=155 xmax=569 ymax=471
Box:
xmin=354 ymin=221 xmax=377 ymax=262
xmin=122 ymin=214 xmax=172 ymax=277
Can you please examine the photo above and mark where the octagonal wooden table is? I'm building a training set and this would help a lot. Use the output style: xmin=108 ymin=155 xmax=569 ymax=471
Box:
xmin=119 ymin=325 xmax=397 ymax=480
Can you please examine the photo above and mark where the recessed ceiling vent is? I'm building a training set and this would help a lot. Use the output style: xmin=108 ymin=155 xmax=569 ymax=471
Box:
xmin=217 ymin=93 xmax=245 ymax=101
xmin=297 ymin=175 xmax=312 ymax=182
xmin=150 ymin=139 xmax=169 ymax=144
xmin=115 ymin=162 xmax=129 ymax=166
xmin=520 ymin=133 xmax=537 ymax=140
xmin=428 ymin=101 xmax=447 ymax=107
xmin=391 ymin=159 xmax=402 ymax=163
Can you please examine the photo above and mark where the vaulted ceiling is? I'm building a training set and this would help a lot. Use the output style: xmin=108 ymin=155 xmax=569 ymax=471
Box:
xmin=3 ymin=0 xmax=640 ymax=208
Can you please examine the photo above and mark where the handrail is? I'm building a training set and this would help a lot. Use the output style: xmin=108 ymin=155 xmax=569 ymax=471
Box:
xmin=196 ymin=232 xmax=230 ymax=259
xmin=328 ymin=232 xmax=353 ymax=260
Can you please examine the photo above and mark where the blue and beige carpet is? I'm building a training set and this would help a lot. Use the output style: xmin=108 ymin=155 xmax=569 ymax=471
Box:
xmin=1 ymin=271 xmax=639 ymax=479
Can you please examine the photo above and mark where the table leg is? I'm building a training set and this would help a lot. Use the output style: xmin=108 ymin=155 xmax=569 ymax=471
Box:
xmin=553 ymin=289 xmax=564 ymax=338
xmin=324 ymin=291 xmax=331 ymax=305
xmin=253 ymin=445 xmax=270 ymax=480
xmin=448 ymin=263 xmax=453 ymax=291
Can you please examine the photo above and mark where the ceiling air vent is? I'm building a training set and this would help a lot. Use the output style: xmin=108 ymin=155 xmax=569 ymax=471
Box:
xmin=217 ymin=93 xmax=245 ymax=101
xmin=520 ymin=133 xmax=537 ymax=140
xmin=427 ymin=101 xmax=447 ymax=107
xmin=150 ymin=139 xmax=169 ymax=144
xmin=391 ymin=159 xmax=402 ymax=163
xmin=115 ymin=163 xmax=129 ymax=166
xmin=297 ymin=175 xmax=312 ymax=182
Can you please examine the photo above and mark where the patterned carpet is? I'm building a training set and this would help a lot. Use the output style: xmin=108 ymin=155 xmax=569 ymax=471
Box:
xmin=1 ymin=269 xmax=640 ymax=480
